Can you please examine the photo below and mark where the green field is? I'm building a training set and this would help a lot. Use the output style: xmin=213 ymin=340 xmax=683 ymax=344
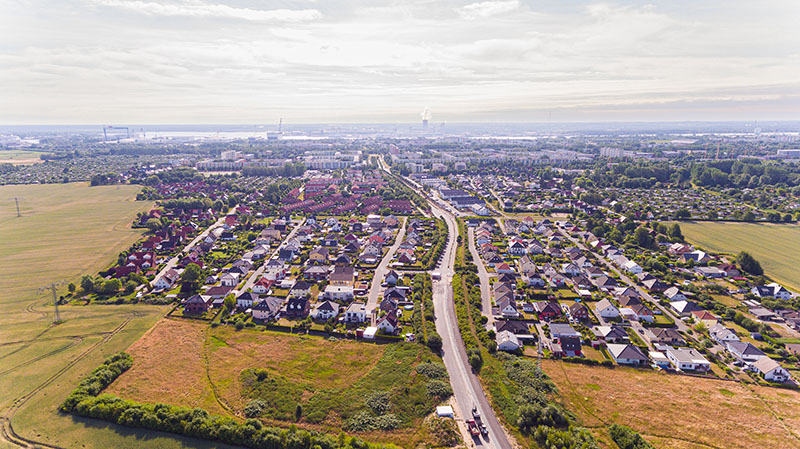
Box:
xmin=0 ymin=183 xmax=216 ymax=449
xmin=0 ymin=149 xmax=46 ymax=164
xmin=675 ymin=221 xmax=800 ymax=292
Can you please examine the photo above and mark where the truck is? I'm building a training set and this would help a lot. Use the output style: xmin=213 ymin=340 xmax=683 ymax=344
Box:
xmin=472 ymin=405 xmax=488 ymax=436
xmin=467 ymin=419 xmax=480 ymax=438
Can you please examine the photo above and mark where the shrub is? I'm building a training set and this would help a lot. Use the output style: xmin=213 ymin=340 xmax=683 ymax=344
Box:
xmin=244 ymin=399 xmax=267 ymax=418
xmin=415 ymin=362 xmax=448 ymax=380
xmin=425 ymin=380 xmax=453 ymax=399
xmin=609 ymin=424 xmax=654 ymax=449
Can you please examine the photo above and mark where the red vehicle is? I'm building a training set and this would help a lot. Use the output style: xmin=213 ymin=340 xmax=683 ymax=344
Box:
xmin=467 ymin=419 xmax=480 ymax=437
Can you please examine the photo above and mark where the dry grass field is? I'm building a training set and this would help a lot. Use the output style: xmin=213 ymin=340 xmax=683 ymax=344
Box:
xmin=107 ymin=318 xmax=443 ymax=448
xmin=675 ymin=221 xmax=800 ymax=292
xmin=543 ymin=360 xmax=800 ymax=449
xmin=0 ymin=183 xmax=215 ymax=449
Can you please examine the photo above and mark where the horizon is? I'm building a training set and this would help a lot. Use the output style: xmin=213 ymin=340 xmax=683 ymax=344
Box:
xmin=2 ymin=0 xmax=799 ymax=124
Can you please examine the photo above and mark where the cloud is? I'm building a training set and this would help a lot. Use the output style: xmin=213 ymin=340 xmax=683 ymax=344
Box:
xmin=95 ymin=0 xmax=321 ymax=22
xmin=459 ymin=0 xmax=519 ymax=19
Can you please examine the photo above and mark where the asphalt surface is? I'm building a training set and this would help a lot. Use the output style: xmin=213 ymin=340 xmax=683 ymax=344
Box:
xmin=430 ymin=201 xmax=513 ymax=449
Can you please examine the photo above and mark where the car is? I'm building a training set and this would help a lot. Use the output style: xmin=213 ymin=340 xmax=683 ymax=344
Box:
xmin=471 ymin=405 xmax=481 ymax=420
xmin=479 ymin=423 xmax=489 ymax=436
xmin=467 ymin=419 xmax=480 ymax=437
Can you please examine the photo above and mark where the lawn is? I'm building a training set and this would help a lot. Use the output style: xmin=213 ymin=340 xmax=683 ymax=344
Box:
xmin=106 ymin=318 xmax=447 ymax=448
xmin=543 ymin=360 xmax=800 ymax=449
xmin=0 ymin=183 xmax=202 ymax=449
xmin=675 ymin=221 xmax=800 ymax=292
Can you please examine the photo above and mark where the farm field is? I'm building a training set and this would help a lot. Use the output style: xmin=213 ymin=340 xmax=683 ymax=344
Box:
xmin=107 ymin=318 xmax=447 ymax=448
xmin=0 ymin=183 xmax=207 ymax=449
xmin=0 ymin=149 xmax=46 ymax=165
xmin=675 ymin=221 xmax=800 ymax=292
xmin=543 ymin=360 xmax=800 ymax=449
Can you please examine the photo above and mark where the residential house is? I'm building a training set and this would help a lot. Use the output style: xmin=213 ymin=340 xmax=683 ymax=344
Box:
xmin=154 ymin=268 xmax=180 ymax=290
xmin=496 ymin=331 xmax=521 ymax=352
xmin=183 ymin=295 xmax=211 ymax=314
xmin=726 ymin=341 xmax=766 ymax=363
xmin=494 ymin=320 xmax=531 ymax=335
xmin=607 ymin=344 xmax=648 ymax=365
xmin=344 ymin=302 xmax=367 ymax=323
xmin=550 ymin=323 xmax=581 ymax=339
xmin=304 ymin=266 xmax=329 ymax=281
xmin=666 ymin=347 xmax=710 ymax=372
xmin=322 ymin=285 xmax=354 ymax=302
xmin=309 ymin=247 xmax=329 ymax=264
xmin=710 ymin=324 xmax=740 ymax=344
xmin=670 ymin=300 xmax=701 ymax=316
xmin=569 ymin=303 xmax=590 ymax=321
xmin=284 ymin=297 xmax=310 ymax=318
xmin=752 ymin=357 xmax=791 ymax=382
xmin=252 ymin=297 xmax=283 ymax=321
xmin=329 ymin=266 xmax=356 ymax=286
xmin=646 ymin=328 xmax=685 ymax=346
xmin=593 ymin=325 xmax=628 ymax=344
xmin=236 ymin=292 xmax=259 ymax=309
xmin=377 ymin=311 xmax=399 ymax=334
xmin=534 ymin=301 xmax=562 ymax=319
xmin=751 ymin=283 xmax=793 ymax=300
xmin=664 ymin=287 xmax=688 ymax=302
xmin=220 ymin=272 xmax=240 ymax=287
xmin=289 ymin=281 xmax=312 ymax=298
xmin=312 ymin=300 xmax=340 ymax=321
xmin=594 ymin=299 xmax=620 ymax=319
xmin=629 ymin=303 xmax=655 ymax=322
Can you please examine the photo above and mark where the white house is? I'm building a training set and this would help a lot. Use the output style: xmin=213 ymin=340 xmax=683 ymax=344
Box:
xmin=664 ymin=287 xmax=688 ymax=302
xmin=594 ymin=299 xmax=620 ymax=319
xmin=220 ymin=272 xmax=240 ymax=287
xmin=312 ymin=300 xmax=340 ymax=321
xmin=752 ymin=357 xmax=791 ymax=382
xmin=344 ymin=302 xmax=367 ymax=323
xmin=322 ymin=285 xmax=355 ymax=302
xmin=665 ymin=347 xmax=710 ymax=372
xmin=622 ymin=260 xmax=643 ymax=275
xmin=236 ymin=292 xmax=259 ymax=309
xmin=710 ymin=324 xmax=740 ymax=344
xmin=154 ymin=268 xmax=179 ymax=290
xmin=496 ymin=330 xmax=521 ymax=352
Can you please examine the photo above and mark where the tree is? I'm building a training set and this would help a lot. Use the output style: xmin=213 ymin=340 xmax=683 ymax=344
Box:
xmin=80 ymin=275 xmax=95 ymax=293
xmin=674 ymin=208 xmax=690 ymax=220
xmin=667 ymin=223 xmax=683 ymax=240
xmin=295 ymin=404 xmax=303 ymax=421
xmin=736 ymin=251 xmax=763 ymax=275
xmin=145 ymin=218 xmax=162 ymax=232
xmin=634 ymin=227 xmax=654 ymax=249
xmin=742 ymin=210 xmax=755 ymax=222
xmin=223 ymin=294 xmax=236 ymax=312
xmin=67 ymin=283 xmax=76 ymax=293
xmin=101 ymin=278 xmax=122 ymax=295
xmin=181 ymin=263 xmax=203 ymax=285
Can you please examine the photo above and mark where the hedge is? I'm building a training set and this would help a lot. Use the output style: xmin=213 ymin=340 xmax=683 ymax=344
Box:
xmin=61 ymin=352 xmax=401 ymax=449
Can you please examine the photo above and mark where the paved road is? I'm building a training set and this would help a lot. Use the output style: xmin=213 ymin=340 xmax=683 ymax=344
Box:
xmin=467 ymin=227 xmax=494 ymax=328
xmin=366 ymin=217 xmax=408 ymax=323
xmin=234 ymin=217 xmax=305 ymax=296
xmin=378 ymin=157 xmax=513 ymax=448
xmin=150 ymin=208 xmax=233 ymax=288
xmin=430 ymin=203 xmax=513 ymax=449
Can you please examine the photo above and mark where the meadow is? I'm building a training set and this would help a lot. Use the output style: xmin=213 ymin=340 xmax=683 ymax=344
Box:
xmin=543 ymin=360 xmax=800 ymax=449
xmin=106 ymin=318 xmax=446 ymax=448
xmin=674 ymin=221 xmax=800 ymax=292
xmin=0 ymin=149 xmax=46 ymax=165
xmin=0 ymin=183 xmax=218 ymax=449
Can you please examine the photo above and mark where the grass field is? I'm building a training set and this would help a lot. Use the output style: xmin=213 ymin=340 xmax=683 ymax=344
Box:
xmin=543 ymin=360 xmax=800 ymax=449
xmin=0 ymin=183 xmax=219 ymax=449
xmin=106 ymin=318 xmax=445 ymax=447
xmin=675 ymin=221 xmax=800 ymax=292
xmin=0 ymin=149 xmax=46 ymax=165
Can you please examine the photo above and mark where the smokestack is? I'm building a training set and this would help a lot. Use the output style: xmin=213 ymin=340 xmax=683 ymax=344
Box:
xmin=421 ymin=107 xmax=432 ymax=128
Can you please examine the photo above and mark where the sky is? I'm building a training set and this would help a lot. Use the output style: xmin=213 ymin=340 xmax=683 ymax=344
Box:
xmin=1 ymin=0 xmax=799 ymax=124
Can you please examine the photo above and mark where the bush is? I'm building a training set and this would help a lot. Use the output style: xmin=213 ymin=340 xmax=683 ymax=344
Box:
xmin=244 ymin=399 xmax=267 ymax=418
xmin=609 ymin=424 xmax=654 ymax=449
xmin=425 ymin=380 xmax=453 ymax=399
xmin=426 ymin=417 xmax=460 ymax=447
xmin=416 ymin=362 xmax=448 ymax=380
xmin=60 ymin=352 xmax=132 ymax=413
xmin=365 ymin=391 xmax=391 ymax=415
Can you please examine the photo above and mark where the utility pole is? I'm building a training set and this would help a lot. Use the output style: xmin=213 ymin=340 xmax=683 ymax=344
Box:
xmin=14 ymin=197 xmax=21 ymax=217
xmin=50 ymin=283 xmax=61 ymax=324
